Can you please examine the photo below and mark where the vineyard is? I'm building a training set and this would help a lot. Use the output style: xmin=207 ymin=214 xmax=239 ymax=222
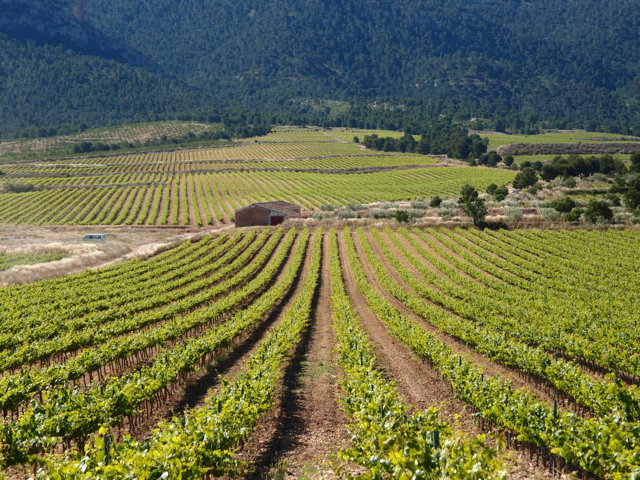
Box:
xmin=0 ymin=252 xmax=66 ymax=272
xmin=0 ymin=128 xmax=515 ymax=226
xmin=0 ymin=122 xmax=221 ymax=159
xmin=0 ymin=227 xmax=638 ymax=479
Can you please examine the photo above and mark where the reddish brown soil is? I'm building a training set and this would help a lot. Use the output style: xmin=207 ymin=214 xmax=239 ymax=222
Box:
xmin=9 ymin=233 xmax=262 ymax=377
xmin=185 ymin=176 xmax=197 ymax=226
xmin=143 ymin=185 xmax=162 ymax=225
xmin=5 ymin=228 xmax=586 ymax=480
xmin=205 ymin=175 xmax=233 ymax=224
xmin=398 ymin=228 xmax=478 ymax=282
xmin=441 ymin=230 xmax=532 ymax=284
xmin=177 ymin=176 xmax=187 ymax=225
xmin=197 ymin=177 xmax=222 ymax=227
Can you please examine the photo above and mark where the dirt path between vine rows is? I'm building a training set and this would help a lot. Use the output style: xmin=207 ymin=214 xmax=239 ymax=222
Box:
xmin=237 ymin=233 xmax=353 ymax=480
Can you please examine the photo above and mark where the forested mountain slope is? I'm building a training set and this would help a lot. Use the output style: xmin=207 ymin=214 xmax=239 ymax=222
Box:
xmin=0 ymin=0 xmax=213 ymax=137
xmin=0 ymin=0 xmax=157 ymax=69
xmin=2 ymin=0 xmax=640 ymax=136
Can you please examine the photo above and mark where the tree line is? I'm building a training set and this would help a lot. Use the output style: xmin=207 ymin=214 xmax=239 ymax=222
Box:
xmin=360 ymin=126 xmax=488 ymax=161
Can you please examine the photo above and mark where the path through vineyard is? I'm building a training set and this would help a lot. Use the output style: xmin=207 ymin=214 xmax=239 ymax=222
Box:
xmin=236 ymin=234 xmax=352 ymax=479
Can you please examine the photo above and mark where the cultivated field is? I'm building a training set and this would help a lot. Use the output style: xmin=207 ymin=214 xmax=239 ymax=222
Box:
xmin=0 ymin=227 xmax=639 ymax=479
xmin=0 ymin=122 xmax=221 ymax=159
xmin=0 ymin=127 xmax=515 ymax=226
xmin=0 ymin=252 xmax=65 ymax=271
xmin=481 ymin=130 xmax=640 ymax=149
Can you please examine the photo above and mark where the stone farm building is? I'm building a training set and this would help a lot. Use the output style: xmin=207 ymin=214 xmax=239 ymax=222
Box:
xmin=234 ymin=201 xmax=301 ymax=227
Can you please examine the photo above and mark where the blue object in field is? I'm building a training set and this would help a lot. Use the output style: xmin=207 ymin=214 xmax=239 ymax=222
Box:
xmin=83 ymin=234 xmax=106 ymax=241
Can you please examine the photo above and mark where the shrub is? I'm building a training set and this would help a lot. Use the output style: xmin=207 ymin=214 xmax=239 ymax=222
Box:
xmin=605 ymin=193 xmax=622 ymax=207
xmin=395 ymin=210 xmax=409 ymax=223
xmin=2 ymin=182 xmax=37 ymax=193
xmin=338 ymin=210 xmax=357 ymax=219
xmin=584 ymin=199 xmax=613 ymax=223
xmin=591 ymin=173 xmax=609 ymax=182
xmin=320 ymin=204 xmax=337 ymax=211
xmin=407 ymin=208 xmax=426 ymax=220
xmin=348 ymin=203 xmax=366 ymax=211
xmin=564 ymin=208 xmax=584 ymax=223
xmin=513 ymin=167 xmax=538 ymax=189
xmin=504 ymin=206 xmax=523 ymax=222
xmin=353 ymin=136 xmax=360 ymax=143
xmin=382 ymin=202 xmax=396 ymax=209
xmin=503 ymin=155 xmax=514 ymax=167
xmin=486 ymin=183 xmax=498 ymax=195
xmin=429 ymin=196 xmax=442 ymax=208
xmin=371 ymin=209 xmax=392 ymax=219
xmin=440 ymin=200 xmax=457 ymax=209
xmin=310 ymin=212 xmax=325 ymax=220
xmin=411 ymin=200 xmax=428 ymax=209
xmin=622 ymin=189 xmax=640 ymax=210
xmin=527 ymin=183 xmax=542 ymax=195
xmin=520 ymin=161 xmax=532 ymax=170
xmin=539 ymin=208 xmax=561 ymax=222
xmin=563 ymin=176 xmax=577 ymax=188
xmin=548 ymin=196 xmax=576 ymax=213
xmin=493 ymin=186 xmax=508 ymax=202
xmin=478 ymin=151 xmax=501 ymax=167
xmin=438 ymin=208 xmax=456 ymax=220
xmin=459 ymin=184 xmax=488 ymax=227
xmin=614 ymin=212 xmax=632 ymax=224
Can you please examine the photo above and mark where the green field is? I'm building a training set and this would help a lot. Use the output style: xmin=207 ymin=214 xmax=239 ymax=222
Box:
xmin=0 ymin=127 xmax=514 ymax=226
xmin=0 ymin=251 xmax=66 ymax=271
xmin=481 ymin=130 xmax=639 ymax=149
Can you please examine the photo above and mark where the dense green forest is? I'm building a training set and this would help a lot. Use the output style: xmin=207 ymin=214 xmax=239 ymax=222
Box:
xmin=1 ymin=0 xmax=640 ymax=137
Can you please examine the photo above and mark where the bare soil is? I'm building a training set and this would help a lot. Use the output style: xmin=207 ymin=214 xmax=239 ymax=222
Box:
xmin=1 ymin=224 xmax=235 ymax=285
xmin=0 ymin=225 xmax=189 ymax=285
xmin=237 ymin=234 xmax=352 ymax=480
